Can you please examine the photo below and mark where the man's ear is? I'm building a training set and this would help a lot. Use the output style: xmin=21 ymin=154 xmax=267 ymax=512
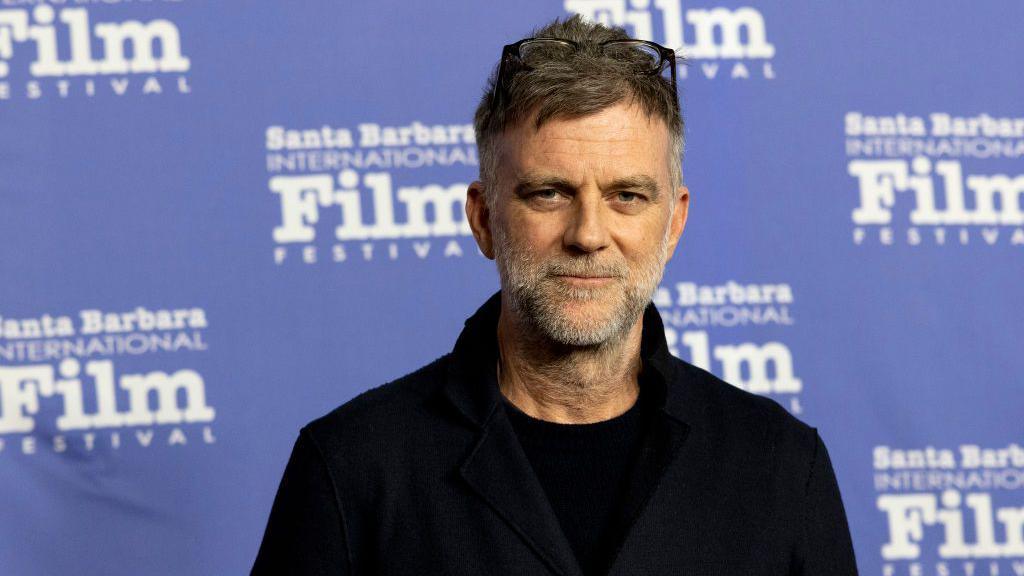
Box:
xmin=665 ymin=184 xmax=689 ymax=262
xmin=466 ymin=181 xmax=495 ymax=259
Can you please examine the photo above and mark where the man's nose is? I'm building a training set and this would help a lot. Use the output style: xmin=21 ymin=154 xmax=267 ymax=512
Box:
xmin=563 ymin=194 xmax=610 ymax=253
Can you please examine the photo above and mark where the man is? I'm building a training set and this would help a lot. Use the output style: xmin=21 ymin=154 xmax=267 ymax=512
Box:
xmin=253 ymin=15 xmax=858 ymax=576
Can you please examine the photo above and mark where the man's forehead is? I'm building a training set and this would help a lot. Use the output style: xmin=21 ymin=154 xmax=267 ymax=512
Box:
xmin=511 ymin=102 xmax=669 ymax=142
xmin=494 ymin=103 xmax=672 ymax=182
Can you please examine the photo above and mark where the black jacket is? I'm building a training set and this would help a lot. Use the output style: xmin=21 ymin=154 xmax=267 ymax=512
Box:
xmin=253 ymin=292 xmax=859 ymax=575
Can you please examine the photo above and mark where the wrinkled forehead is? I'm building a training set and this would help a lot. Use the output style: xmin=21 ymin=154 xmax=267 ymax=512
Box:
xmin=494 ymin=103 xmax=674 ymax=188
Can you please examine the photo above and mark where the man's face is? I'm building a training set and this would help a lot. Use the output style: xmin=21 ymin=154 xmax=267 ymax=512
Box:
xmin=468 ymin=102 xmax=689 ymax=346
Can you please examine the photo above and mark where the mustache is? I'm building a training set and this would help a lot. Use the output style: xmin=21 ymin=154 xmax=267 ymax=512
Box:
xmin=542 ymin=259 xmax=627 ymax=278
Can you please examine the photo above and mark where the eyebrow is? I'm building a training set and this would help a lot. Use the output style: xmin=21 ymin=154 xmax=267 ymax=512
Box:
xmin=513 ymin=174 xmax=577 ymax=196
xmin=513 ymin=173 xmax=662 ymax=201
xmin=608 ymin=175 xmax=661 ymax=201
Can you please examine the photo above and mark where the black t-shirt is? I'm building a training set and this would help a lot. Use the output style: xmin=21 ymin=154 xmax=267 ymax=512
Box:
xmin=503 ymin=383 xmax=653 ymax=576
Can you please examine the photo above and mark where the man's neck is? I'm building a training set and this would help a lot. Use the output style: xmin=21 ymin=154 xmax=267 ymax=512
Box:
xmin=496 ymin=305 xmax=644 ymax=424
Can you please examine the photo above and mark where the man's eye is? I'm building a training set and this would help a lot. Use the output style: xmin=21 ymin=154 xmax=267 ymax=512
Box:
xmin=532 ymin=189 xmax=559 ymax=199
xmin=617 ymin=191 xmax=641 ymax=202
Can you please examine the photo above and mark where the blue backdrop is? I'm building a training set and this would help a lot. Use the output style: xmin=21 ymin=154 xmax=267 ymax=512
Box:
xmin=1 ymin=1 xmax=1022 ymax=574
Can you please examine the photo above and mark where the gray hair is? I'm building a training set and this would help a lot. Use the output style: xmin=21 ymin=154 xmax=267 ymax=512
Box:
xmin=473 ymin=15 xmax=684 ymax=207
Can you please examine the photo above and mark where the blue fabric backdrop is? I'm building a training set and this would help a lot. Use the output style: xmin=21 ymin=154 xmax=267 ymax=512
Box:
xmin=0 ymin=1 xmax=1021 ymax=574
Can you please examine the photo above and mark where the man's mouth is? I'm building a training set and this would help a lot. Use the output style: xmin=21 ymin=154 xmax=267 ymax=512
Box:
xmin=553 ymin=275 xmax=616 ymax=287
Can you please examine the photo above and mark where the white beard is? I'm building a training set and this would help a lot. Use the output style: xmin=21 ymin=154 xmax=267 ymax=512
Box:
xmin=492 ymin=220 xmax=671 ymax=347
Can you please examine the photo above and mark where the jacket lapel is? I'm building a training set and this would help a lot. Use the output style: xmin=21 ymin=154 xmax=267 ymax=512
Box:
xmin=459 ymin=408 xmax=585 ymax=576
xmin=605 ymin=311 xmax=772 ymax=574
xmin=443 ymin=293 xmax=584 ymax=576
xmin=441 ymin=292 xmax=700 ymax=576
xmin=601 ymin=308 xmax=694 ymax=574
xmin=602 ymin=407 xmax=690 ymax=572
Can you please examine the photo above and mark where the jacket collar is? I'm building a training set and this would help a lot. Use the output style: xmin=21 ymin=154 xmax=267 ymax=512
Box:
xmin=443 ymin=291 xmax=695 ymax=576
xmin=443 ymin=290 xmax=694 ymax=429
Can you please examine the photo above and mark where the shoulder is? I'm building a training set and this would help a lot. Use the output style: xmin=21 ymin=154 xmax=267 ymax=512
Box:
xmin=290 ymin=353 xmax=475 ymax=507
xmin=667 ymin=358 xmax=828 ymax=504
xmin=303 ymin=354 xmax=455 ymax=448
xmin=669 ymin=356 xmax=820 ymax=462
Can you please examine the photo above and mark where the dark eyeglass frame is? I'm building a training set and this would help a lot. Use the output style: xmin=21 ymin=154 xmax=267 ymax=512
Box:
xmin=491 ymin=37 xmax=679 ymax=116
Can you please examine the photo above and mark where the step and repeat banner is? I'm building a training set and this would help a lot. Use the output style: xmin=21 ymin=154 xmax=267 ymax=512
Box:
xmin=0 ymin=1 xmax=1021 ymax=574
